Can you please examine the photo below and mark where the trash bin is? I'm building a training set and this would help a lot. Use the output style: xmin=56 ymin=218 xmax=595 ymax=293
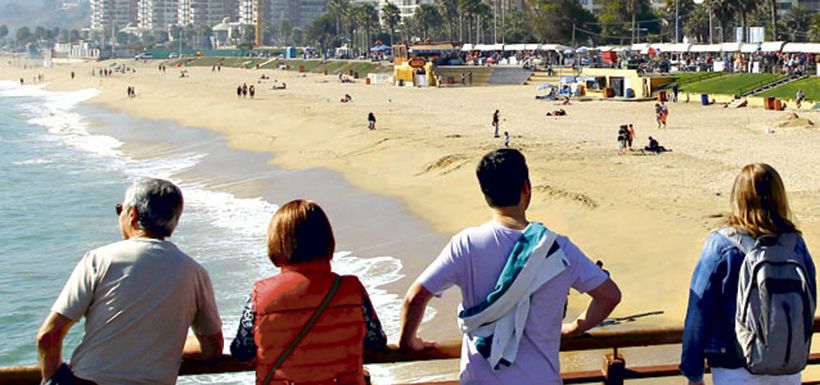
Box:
xmin=700 ymin=94 xmax=710 ymax=106
xmin=774 ymin=99 xmax=783 ymax=110
xmin=298 ymin=65 xmax=305 ymax=73
xmin=765 ymin=97 xmax=775 ymax=110
xmin=658 ymin=91 xmax=667 ymax=102
xmin=354 ymin=71 xmax=359 ymax=79
xmin=625 ymin=88 xmax=635 ymax=98
xmin=365 ymin=77 xmax=371 ymax=85
xmin=603 ymin=87 xmax=611 ymax=98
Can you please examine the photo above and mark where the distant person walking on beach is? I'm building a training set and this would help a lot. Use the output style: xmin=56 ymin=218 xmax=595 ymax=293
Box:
xmin=492 ymin=110 xmax=500 ymax=138
xmin=672 ymin=82 xmax=680 ymax=102
xmin=70 ymin=71 xmax=75 ymax=80
xmin=19 ymin=78 xmax=23 ymax=85
xmin=628 ymin=124 xmax=635 ymax=149
xmin=617 ymin=125 xmax=629 ymax=155
xmin=236 ymin=85 xmax=242 ymax=98
xmin=681 ymin=163 xmax=815 ymax=385
xmin=503 ymin=131 xmax=510 ymax=147
xmin=796 ymin=89 xmax=805 ymax=109
xmin=368 ymin=112 xmax=376 ymax=130
xmin=36 ymin=178 xmax=223 ymax=385
xmin=242 ymin=83 xmax=248 ymax=98
xmin=655 ymin=103 xmax=668 ymax=128
xmin=399 ymin=149 xmax=621 ymax=385
xmin=229 ymin=200 xmax=387 ymax=384
xmin=249 ymin=85 xmax=255 ymax=99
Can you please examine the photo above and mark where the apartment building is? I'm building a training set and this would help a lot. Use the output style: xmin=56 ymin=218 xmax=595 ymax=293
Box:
xmin=137 ymin=0 xmax=178 ymax=30
xmin=90 ymin=0 xmax=138 ymax=30
xmin=177 ymin=0 xmax=232 ymax=26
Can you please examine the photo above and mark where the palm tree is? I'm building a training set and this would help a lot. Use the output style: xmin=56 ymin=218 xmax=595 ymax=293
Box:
xmin=327 ymin=0 xmax=349 ymax=36
xmin=359 ymin=2 xmax=379 ymax=51
xmin=785 ymin=5 xmax=811 ymax=42
xmin=730 ymin=0 xmax=758 ymax=41
xmin=436 ymin=0 xmax=459 ymax=42
xmin=768 ymin=0 xmax=778 ymax=40
xmin=707 ymin=0 xmax=735 ymax=42
xmin=382 ymin=2 xmax=401 ymax=44
xmin=414 ymin=3 xmax=442 ymax=40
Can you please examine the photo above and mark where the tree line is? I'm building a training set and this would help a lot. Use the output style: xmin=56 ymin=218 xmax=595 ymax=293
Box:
xmin=1 ymin=0 xmax=818 ymax=55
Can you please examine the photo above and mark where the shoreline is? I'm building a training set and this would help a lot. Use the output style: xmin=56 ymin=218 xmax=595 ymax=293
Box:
xmin=3 ymin=59 xmax=820 ymax=331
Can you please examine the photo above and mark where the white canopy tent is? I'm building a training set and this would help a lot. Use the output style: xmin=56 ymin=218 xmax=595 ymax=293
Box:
xmin=474 ymin=44 xmax=505 ymax=51
xmin=461 ymin=43 xmax=474 ymax=52
xmin=783 ymin=43 xmax=820 ymax=53
xmin=689 ymin=44 xmax=722 ymax=53
xmin=759 ymin=41 xmax=786 ymax=52
xmin=721 ymin=42 xmax=743 ymax=52
xmin=538 ymin=44 xmax=567 ymax=52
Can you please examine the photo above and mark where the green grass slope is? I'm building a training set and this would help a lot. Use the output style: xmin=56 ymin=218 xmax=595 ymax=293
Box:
xmin=681 ymin=73 xmax=783 ymax=96
xmin=759 ymin=77 xmax=820 ymax=101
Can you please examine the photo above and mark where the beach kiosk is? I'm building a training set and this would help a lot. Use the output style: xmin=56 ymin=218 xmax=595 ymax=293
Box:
xmin=392 ymin=42 xmax=457 ymax=87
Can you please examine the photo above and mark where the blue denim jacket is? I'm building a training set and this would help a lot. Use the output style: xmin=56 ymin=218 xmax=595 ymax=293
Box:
xmin=679 ymin=230 xmax=816 ymax=382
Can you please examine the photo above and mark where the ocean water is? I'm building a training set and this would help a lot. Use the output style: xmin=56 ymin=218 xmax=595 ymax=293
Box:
xmin=0 ymin=80 xmax=443 ymax=383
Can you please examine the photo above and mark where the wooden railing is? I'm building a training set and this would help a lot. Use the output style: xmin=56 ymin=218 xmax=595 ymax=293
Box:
xmin=3 ymin=317 xmax=820 ymax=385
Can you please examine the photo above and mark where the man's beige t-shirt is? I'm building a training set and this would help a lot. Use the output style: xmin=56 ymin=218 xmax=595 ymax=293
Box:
xmin=52 ymin=238 xmax=222 ymax=385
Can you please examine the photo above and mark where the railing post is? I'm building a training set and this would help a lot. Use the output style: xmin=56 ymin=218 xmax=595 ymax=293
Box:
xmin=602 ymin=348 xmax=625 ymax=385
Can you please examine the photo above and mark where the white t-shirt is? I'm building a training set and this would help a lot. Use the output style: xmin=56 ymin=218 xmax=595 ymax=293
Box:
xmin=417 ymin=221 xmax=608 ymax=385
xmin=51 ymin=238 xmax=222 ymax=385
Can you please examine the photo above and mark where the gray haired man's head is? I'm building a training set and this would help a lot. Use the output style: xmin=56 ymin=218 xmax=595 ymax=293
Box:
xmin=122 ymin=178 xmax=184 ymax=237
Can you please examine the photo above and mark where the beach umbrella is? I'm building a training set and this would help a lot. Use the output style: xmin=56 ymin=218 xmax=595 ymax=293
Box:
xmin=370 ymin=44 xmax=391 ymax=52
xmin=536 ymin=83 xmax=557 ymax=91
xmin=576 ymin=47 xmax=590 ymax=54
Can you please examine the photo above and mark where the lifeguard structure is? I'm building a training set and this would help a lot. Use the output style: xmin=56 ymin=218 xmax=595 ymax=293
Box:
xmin=392 ymin=42 xmax=458 ymax=86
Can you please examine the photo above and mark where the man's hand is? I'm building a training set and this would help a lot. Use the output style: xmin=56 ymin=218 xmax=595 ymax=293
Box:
xmin=183 ymin=332 xmax=224 ymax=360
xmin=398 ymin=334 xmax=439 ymax=352
xmin=398 ymin=283 xmax=435 ymax=353
xmin=561 ymin=319 xmax=584 ymax=337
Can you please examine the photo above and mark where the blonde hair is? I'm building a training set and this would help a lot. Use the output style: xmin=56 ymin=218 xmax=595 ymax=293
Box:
xmin=725 ymin=163 xmax=799 ymax=238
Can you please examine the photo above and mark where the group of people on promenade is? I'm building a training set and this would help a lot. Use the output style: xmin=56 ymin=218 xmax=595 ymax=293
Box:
xmin=35 ymin=149 xmax=814 ymax=385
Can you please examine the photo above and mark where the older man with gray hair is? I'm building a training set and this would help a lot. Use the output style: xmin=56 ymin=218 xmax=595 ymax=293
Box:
xmin=36 ymin=178 xmax=223 ymax=385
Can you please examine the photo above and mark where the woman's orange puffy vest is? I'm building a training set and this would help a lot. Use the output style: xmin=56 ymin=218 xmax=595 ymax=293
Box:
xmin=252 ymin=262 xmax=366 ymax=385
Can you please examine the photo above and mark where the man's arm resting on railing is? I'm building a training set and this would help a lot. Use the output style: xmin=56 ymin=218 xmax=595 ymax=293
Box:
xmin=398 ymin=282 xmax=439 ymax=351
xmin=183 ymin=332 xmax=225 ymax=361
xmin=562 ymin=278 xmax=621 ymax=337
xmin=36 ymin=312 xmax=75 ymax=382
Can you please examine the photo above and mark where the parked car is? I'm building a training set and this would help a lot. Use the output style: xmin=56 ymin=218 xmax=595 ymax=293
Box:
xmin=135 ymin=52 xmax=153 ymax=60
xmin=168 ymin=52 xmax=178 ymax=59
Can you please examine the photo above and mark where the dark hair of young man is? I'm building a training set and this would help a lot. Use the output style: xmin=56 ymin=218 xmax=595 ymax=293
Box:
xmin=476 ymin=149 xmax=529 ymax=208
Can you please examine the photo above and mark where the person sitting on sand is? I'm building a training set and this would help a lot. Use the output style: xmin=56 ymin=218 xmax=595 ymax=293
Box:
xmin=796 ymin=89 xmax=806 ymax=109
xmin=545 ymin=109 xmax=566 ymax=117
xmin=272 ymin=82 xmax=287 ymax=90
xmin=229 ymin=200 xmax=387 ymax=385
xmin=643 ymin=136 xmax=671 ymax=154
xmin=562 ymin=95 xmax=572 ymax=106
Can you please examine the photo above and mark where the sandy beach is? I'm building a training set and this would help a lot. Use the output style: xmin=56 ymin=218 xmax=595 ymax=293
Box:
xmin=4 ymin=59 xmax=820 ymax=360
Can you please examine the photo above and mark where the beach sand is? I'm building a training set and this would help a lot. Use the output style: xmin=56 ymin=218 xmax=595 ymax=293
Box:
xmin=4 ymin=59 xmax=820 ymax=378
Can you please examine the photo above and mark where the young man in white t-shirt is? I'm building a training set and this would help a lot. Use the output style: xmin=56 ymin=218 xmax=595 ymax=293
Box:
xmin=398 ymin=148 xmax=622 ymax=385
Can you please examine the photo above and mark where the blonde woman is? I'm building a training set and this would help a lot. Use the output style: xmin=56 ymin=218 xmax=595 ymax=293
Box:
xmin=681 ymin=163 xmax=816 ymax=385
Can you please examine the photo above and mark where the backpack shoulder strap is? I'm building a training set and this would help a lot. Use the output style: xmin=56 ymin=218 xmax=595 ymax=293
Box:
xmin=717 ymin=227 xmax=756 ymax=255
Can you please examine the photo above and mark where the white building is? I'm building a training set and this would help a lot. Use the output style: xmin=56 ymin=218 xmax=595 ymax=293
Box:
xmin=137 ymin=0 xmax=179 ymax=30
xmin=90 ymin=0 xmax=139 ymax=31
xmin=178 ymin=0 xmax=231 ymax=26
xmin=378 ymin=0 xmax=430 ymax=22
